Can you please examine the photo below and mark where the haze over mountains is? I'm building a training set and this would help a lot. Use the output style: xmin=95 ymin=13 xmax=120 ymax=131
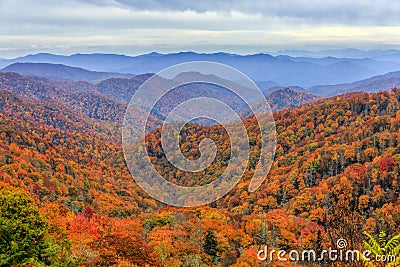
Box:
xmin=271 ymin=48 xmax=400 ymax=61
xmin=309 ymin=71 xmax=400 ymax=97
xmin=2 ymin=50 xmax=400 ymax=88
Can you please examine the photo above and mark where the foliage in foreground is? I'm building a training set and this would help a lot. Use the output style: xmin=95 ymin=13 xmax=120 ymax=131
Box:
xmin=0 ymin=182 xmax=78 ymax=267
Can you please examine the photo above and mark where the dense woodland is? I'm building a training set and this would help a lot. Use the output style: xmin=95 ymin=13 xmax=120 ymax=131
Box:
xmin=0 ymin=72 xmax=399 ymax=266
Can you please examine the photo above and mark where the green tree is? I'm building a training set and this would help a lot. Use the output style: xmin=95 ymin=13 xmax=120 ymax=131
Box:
xmin=0 ymin=183 xmax=77 ymax=267
xmin=203 ymin=229 xmax=218 ymax=258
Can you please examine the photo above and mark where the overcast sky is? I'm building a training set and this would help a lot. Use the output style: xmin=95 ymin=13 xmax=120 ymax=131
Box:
xmin=1 ymin=0 xmax=400 ymax=58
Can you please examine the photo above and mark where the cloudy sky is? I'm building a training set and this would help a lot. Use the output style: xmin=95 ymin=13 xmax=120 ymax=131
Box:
xmin=1 ymin=0 xmax=400 ymax=58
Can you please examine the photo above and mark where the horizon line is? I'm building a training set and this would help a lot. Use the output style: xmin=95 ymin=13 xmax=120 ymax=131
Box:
xmin=2 ymin=47 xmax=400 ymax=60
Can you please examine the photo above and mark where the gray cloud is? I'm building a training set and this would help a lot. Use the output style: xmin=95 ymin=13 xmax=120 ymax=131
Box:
xmin=81 ymin=0 xmax=400 ymax=26
xmin=0 ymin=0 xmax=400 ymax=57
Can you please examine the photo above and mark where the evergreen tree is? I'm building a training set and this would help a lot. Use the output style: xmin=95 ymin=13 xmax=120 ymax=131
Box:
xmin=203 ymin=229 xmax=218 ymax=258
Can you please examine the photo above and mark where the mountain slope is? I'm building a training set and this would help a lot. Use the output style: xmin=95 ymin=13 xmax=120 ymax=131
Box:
xmin=95 ymin=72 xmax=321 ymax=124
xmin=0 ymin=72 xmax=126 ymax=122
xmin=0 ymin=72 xmax=161 ymax=136
xmin=309 ymin=70 xmax=400 ymax=96
xmin=96 ymin=74 xmax=153 ymax=103
xmin=0 ymin=71 xmax=318 ymax=135
xmin=144 ymin=88 xmax=400 ymax=232
xmin=0 ymin=93 xmax=156 ymax=216
xmin=239 ymin=88 xmax=320 ymax=119
xmin=1 ymin=62 xmax=133 ymax=83
xmin=0 ymin=90 xmax=119 ymax=142
xmin=266 ymin=88 xmax=320 ymax=111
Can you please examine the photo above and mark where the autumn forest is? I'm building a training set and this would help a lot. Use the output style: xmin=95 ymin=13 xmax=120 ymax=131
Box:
xmin=0 ymin=65 xmax=400 ymax=267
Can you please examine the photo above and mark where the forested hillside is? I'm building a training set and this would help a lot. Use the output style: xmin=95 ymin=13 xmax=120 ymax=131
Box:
xmin=1 ymin=80 xmax=399 ymax=266
xmin=2 ymin=62 xmax=133 ymax=83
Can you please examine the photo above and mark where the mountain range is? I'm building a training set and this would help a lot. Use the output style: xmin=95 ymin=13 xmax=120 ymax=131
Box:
xmin=2 ymin=59 xmax=400 ymax=116
xmin=271 ymin=48 xmax=400 ymax=61
xmin=309 ymin=70 xmax=400 ymax=96
xmin=2 ymin=51 xmax=400 ymax=88
xmin=0 ymin=71 xmax=318 ymax=128
xmin=2 ymin=59 xmax=400 ymax=98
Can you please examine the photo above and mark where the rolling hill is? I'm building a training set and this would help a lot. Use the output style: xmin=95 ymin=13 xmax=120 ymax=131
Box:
xmin=309 ymin=70 xmax=400 ymax=96
xmin=1 ymin=62 xmax=133 ymax=83
xmin=0 ymin=70 xmax=320 ymax=125
xmin=266 ymin=88 xmax=320 ymax=111
xmin=0 ymin=72 xmax=161 ymax=137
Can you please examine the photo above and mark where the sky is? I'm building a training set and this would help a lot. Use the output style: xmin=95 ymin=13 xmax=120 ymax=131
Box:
xmin=1 ymin=0 xmax=400 ymax=58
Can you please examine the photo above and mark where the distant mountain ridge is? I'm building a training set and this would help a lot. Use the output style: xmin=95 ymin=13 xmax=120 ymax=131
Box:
xmin=272 ymin=48 xmax=400 ymax=61
xmin=2 ymin=51 xmax=400 ymax=87
xmin=309 ymin=71 xmax=400 ymax=96
xmin=2 ymin=59 xmax=400 ymax=100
